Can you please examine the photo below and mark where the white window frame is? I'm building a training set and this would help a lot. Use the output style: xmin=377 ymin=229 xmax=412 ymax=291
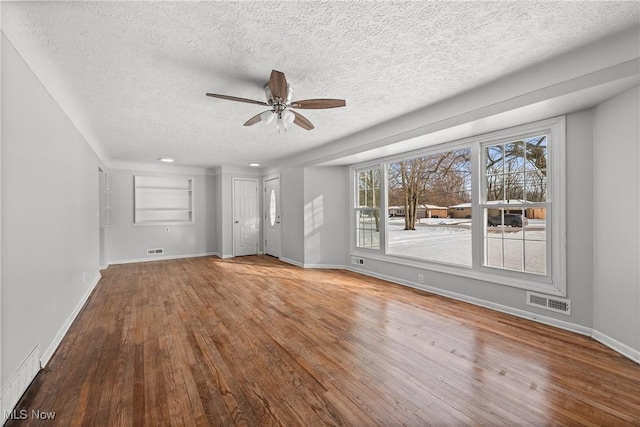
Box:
xmin=352 ymin=163 xmax=385 ymax=252
xmin=383 ymin=142 xmax=473 ymax=266
xmin=350 ymin=117 xmax=566 ymax=296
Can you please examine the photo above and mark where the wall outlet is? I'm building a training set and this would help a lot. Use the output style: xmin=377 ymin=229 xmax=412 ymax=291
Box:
xmin=165 ymin=227 xmax=170 ymax=232
xmin=418 ymin=274 xmax=424 ymax=284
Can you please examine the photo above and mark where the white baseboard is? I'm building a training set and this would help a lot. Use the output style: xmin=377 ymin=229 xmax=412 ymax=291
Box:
xmin=280 ymin=257 xmax=304 ymax=268
xmin=109 ymin=252 xmax=219 ymax=265
xmin=303 ymin=263 xmax=345 ymax=269
xmin=1 ymin=345 xmax=40 ymax=423
xmin=592 ymin=329 xmax=640 ymax=364
xmin=40 ymin=273 xmax=101 ymax=367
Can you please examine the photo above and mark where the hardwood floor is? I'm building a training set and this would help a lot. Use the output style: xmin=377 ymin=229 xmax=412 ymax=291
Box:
xmin=7 ymin=255 xmax=640 ymax=426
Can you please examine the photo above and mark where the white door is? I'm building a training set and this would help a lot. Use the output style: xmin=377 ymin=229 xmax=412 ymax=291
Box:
xmin=233 ymin=178 xmax=259 ymax=256
xmin=264 ymin=177 xmax=281 ymax=257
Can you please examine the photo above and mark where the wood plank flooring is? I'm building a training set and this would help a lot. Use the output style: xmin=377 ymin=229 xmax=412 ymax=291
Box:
xmin=7 ymin=255 xmax=640 ymax=426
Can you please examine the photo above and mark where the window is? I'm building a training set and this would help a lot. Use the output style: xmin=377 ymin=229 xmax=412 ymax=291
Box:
xmin=351 ymin=117 xmax=566 ymax=295
xmin=355 ymin=167 xmax=381 ymax=249
xmin=482 ymin=136 xmax=548 ymax=275
xmin=387 ymin=148 xmax=472 ymax=266
xmin=269 ymin=188 xmax=277 ymax=226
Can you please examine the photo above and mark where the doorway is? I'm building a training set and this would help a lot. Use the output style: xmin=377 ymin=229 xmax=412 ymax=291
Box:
xmin=264 ymin=177 xmax=281 ymax=257
xmin=233 ymin=178 xmax=259 ymax=256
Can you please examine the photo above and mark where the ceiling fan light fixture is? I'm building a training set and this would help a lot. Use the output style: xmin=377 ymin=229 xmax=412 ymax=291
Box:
xmin=260 ymin=110 xmax=275 ymax=124
xmin=283 ymin=109 xmax=295 ymax=123
xmin=159 ymin=157 xmax=174 ymax=163
xmin=275 ymin=114 xmax=286 ymax=133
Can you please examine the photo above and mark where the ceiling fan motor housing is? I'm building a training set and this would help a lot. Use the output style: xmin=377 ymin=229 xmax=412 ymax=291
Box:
xmin=265 ymin=83 xmax=293 ymax=107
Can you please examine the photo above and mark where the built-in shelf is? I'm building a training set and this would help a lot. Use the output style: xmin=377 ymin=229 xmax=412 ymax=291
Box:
xmin=134 ymin=175 xmax=194 ymax=225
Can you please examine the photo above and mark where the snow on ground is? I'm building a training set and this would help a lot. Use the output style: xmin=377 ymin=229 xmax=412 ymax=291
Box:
xmin=384 ymin=217 xmax=546 ymax=274
xmin=388 ymin=218 xmax=473 ymax=266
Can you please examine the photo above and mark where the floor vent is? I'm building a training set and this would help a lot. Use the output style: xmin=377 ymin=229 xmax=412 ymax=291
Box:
xmin=147 ymin=248 xmax=164 ymax=255
xmin=526 ymin=292 xmax=571 ymax=315
xmin=1 ymin=345 xmax=40 ymax=422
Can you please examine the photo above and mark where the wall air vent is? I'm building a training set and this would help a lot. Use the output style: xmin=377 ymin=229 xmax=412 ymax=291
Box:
xmin=526 ymin=291 xmax=571 ymax=315
xmin=147 ymin=248 xmax=164 ymax=255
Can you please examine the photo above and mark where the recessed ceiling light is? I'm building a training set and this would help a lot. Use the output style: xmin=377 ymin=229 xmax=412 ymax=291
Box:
xmin=159 ymin=158 xmax=174 ymax=163
xmin=248 ymin=163 xmax=261 ymax=167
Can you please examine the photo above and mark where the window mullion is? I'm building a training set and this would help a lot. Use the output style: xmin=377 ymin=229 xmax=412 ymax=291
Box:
xmin=380 ymin=163 xmax=388 ymax=255
xmin=471 ymin=142 xmax=482 ymax=270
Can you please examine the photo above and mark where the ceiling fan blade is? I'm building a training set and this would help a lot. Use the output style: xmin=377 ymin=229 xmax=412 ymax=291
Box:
xmin=269 ymin=70 xmax=288 ymax=102
xmin=292 ymin=111 xmax=314 ymax=130
xmin=290 ymin=99 xmax=346 ymax=109
xmin=243 ymin=112 xmax=264 ymax=126
xmin=206 ymin=93 xmax=268 ymax=106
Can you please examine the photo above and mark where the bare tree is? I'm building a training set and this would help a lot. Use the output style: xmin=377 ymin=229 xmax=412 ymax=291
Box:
xmin=389 ymin=149 xmax=471 ymax=230
xmin=485 ymin=136 xmax=547 ymax=203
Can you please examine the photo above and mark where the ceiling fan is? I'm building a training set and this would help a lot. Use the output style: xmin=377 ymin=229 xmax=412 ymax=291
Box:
xmin=206 ymin=70 xmax=346 ymax=131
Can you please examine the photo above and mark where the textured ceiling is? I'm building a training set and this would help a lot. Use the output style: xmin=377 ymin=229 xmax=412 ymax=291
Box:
xmin=2 ymin=1 xmax=639 ymax=169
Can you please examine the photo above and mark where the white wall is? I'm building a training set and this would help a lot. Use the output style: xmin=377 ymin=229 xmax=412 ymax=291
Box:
xmin=1 ymin=32 xmax=103 ymax=390
xmin=219 ymin=172 xmax=234 ymax=258
xmin=303 ymin=167 xmax=349 ymax=267
xmin=106 ymin=169 xmax=217 ymax=263
xmin=273 ymin=166 xmax=350 ymax=269
xmin=214 ymin=172 xmax=224 ymax=257
xmin=564 ymin=110 xmax=595 ymax=327
xmin=280 ymin=167 xmax=304 ymax=265
xmin=593 ymin=86 xmax=640 ymax=359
